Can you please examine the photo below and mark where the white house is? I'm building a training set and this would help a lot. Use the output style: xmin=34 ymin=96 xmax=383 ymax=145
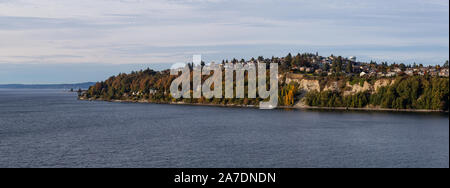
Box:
xmin=386 ymin=72 xmax=397 ymax=77
xmin=405 ymin=70 xmax=414 ymax=76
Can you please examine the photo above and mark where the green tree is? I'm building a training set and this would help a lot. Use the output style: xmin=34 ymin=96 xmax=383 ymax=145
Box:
xmin=346 ymin=62 xmax=353 ymax=73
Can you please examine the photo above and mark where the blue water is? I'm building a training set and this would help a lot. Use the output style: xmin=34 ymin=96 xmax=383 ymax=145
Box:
xmin=0 ymin=89 xmax=448 ymax=168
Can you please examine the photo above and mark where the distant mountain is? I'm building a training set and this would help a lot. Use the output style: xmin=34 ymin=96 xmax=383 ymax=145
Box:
xmin=0 ymin=82 xmax=96 ymax=89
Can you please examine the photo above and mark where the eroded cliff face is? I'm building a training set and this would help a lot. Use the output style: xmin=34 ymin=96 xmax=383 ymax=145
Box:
xmin=286 ymin=77 xmax=320 ymax=92
xmin=344 ymin=81 xmax=372 ymax=96
xmin=374 ymin=79 xmax=395 ymax=92
xmin=286 ymin=74 xmax=395 ymax=95
xmin=323 ymin=82 xmax=339 ymax=92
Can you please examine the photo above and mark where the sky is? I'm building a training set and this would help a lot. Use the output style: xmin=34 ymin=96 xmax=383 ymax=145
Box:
xmin=0 ymin=0 xmax=449 ymax=84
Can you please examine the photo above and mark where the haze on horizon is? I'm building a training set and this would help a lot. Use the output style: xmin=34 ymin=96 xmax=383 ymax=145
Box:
xmin=0 ymin=0 xmax=449 ymax=84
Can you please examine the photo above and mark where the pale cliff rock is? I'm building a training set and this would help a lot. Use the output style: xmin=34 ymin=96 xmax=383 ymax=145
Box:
xmin=286 ymin=76 xmax=321 ymax=93
xmin=374 ymin=79 xmax=395 ymax=92
xmin=286 ymin=74 xmax=395 ymax=95
xmin=344 ymin=81 xmax=372 ymax=96
xmin=323 ymin=82 xmax=339 ymax=92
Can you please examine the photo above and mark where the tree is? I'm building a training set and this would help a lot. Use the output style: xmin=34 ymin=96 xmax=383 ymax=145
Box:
xmin=285 ymin=53 xmax=292 ymax=66
xmin=323 ymin=63 xmax=330 ymax=72
xmin=336 ymin=56 xmax=343 ymax=73
xmin=332 ymin=61 xmax=337 ymax=73
xmin=257 ymin=56 xmax=264 ymax=62
xmin=399 ymin=63 xmax=406 ymax=71
xmin=346 ymin=62 xmax=353 ymax=73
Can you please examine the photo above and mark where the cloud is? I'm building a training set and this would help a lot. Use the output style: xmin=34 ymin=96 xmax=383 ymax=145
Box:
xmin=0 ymin=0 xmax=448 ymax=66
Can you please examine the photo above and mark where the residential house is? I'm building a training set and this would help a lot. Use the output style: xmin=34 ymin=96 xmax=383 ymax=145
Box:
xmin=439 ymin=69 xmax=449 ymax=77
xmin=405 ymin=70 xmax=414 ymax=76
xmin=386 ymin=72 xmax=397 ymax=77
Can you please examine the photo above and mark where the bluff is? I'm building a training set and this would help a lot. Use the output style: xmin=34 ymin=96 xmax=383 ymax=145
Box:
xmin=81 ymin=68 xmax=449 ymax=111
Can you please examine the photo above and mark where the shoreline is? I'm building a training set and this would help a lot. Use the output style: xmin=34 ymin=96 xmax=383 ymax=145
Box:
xmin=79 ymin=97 xmax=448 ymax=113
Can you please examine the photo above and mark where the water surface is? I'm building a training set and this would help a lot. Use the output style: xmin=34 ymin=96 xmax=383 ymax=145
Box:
xmin=0 ymin=89 xmax=448 ymax=168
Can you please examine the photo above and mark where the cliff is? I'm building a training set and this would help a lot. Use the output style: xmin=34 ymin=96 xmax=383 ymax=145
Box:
xmin=286 ymin=74 xmax=395 ymax=95
xmin=82 ymin=69 xmax=449 ymax=112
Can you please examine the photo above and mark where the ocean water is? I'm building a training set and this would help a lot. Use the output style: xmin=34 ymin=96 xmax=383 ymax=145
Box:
xmin=0 ymin=89 xmax=448 ymax=168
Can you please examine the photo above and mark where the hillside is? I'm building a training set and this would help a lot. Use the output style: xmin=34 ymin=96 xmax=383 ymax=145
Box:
xmin=285 ymin=74 xmax=449 ymax=111
xmin=80 ymin=53 xmax=449 ymax=111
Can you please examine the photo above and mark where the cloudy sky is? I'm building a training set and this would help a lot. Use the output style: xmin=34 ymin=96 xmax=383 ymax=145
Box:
xmin=0 ymin=0 xmax=448 ymax=84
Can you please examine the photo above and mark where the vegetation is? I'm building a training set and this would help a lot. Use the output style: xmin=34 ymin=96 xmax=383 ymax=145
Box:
xmin=84 ymin=68 xmax=280 ymax=107
xmin=279 ymin=82 xmax=300 ymax=106
xmin=305 ymin=76 xmax=449 ymax=111
xmin=83 ymin=53 xmax=449 ymax=111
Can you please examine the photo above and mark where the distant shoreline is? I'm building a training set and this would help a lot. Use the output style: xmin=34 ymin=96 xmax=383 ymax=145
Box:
xmin=0 ymin=82 xmax=95 ymax=90
xmin=79 ymin=97 xmax=448 ymax=113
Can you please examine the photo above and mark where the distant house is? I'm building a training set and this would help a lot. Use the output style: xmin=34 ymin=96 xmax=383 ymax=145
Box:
xmin=315 ymin=69 xmax=323 ymax=74
xmin=321 ymin=59 xmax=330 ymax=64
xmin=353 ymin=65 xmax=362 ymax=73
xmin=305 ymin=67 xmax=314 ymax=73
xmin=132 ymin=91 xmax=142 ymax=96
xmin=386 ymin=72 xmax=396 ymax=77
xmin=439 ymin=69 xmax=449 ymax=77
xmin=393 ymin=68 xmax=402 ymax=73
xmin=405 ymin=70 xmax=414 ymax=76
xmin=430 ymin=71 xmax=438 ymax=76
xmin=362 ymin=66 xmax=370 ymax=72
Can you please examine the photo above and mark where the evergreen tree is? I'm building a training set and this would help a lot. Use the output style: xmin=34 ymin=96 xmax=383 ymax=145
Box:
xmin=346 ymin=62 xmax=353 ymax=73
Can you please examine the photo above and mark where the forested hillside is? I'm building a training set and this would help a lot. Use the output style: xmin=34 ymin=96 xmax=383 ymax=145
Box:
xmin=81 ymin=53 xmax=449 ymax=111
